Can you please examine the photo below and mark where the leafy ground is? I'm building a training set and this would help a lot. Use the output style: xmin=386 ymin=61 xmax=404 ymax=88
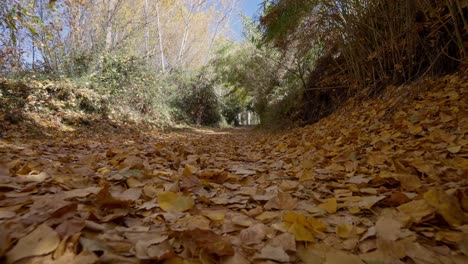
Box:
xmin=0 ymin=71 xmax=467 ymax=264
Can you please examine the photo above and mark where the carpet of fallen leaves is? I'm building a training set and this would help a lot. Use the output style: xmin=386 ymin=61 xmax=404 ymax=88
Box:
xmin=0 ymin=72 xmax=467 ymax=264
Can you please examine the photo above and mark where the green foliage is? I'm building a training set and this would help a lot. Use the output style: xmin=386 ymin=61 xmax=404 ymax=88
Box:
xmin=91 ymin=54 xmax=141 ymax=95
xmin=220 ymin=88 xmax=250 ymax=126
xmin=169 ymin=71 xmax=222 ymax=126
xmin=260 ymin=0 xmax=317 ymax=46
xmin=64 ymin=52 xmax=94 ymax=76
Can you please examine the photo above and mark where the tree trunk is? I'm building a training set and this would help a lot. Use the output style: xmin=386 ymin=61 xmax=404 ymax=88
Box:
xmin=144 ymin=0 xmax=150 ymax=58
xmin=155 ymin=1 xmax=166 ymax=73
xmin=105 ymin=0 xmax=116 ymax=51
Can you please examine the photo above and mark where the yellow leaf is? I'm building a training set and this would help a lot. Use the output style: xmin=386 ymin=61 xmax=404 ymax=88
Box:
xmin=435 ymin=231 xmax=464 ymax=244
xmin=183 ymin=164 xmax=198 ymax=177
xmin=97 ymin=167 xmax=111 ymax=174
xmin=300 ymin=169 xmax=315 ymax=182
xmin=395 ymin=174 xmax=422 ymax=191
xmin=447 ymin=146 xmax=461 ymax=154
xmin=318 ymin=198 xmax=337 ymax=214
xmin=349 ymin=207 xmax=360 ymax=214
xmin=200 ymin=209 xmax=225 ymax=221
xmin=158 ymin=191 xmax=194 ymax=212
xmin=397 ymin=199 xmax=435 ymax=223
xmin=408 ymin=125 xmax=423 ymax=135
xmin=302 ymin=159 xmax=314 ymax=169
xmin=336 ymin=223 xmax=353 ymax=238
xmin=283 ymin=211 xmax=327 ymax=233
xmin=423 ymin=188 xmax=467 ymax=227
xmin=288 ymin=223 xmax=315 ymax=242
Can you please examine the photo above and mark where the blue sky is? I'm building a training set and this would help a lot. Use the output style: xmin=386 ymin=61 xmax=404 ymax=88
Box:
xmin=231 ymin=0 xmax=263 ymax=40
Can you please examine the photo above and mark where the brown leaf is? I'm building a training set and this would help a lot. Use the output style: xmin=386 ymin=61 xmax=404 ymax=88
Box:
xmin=135 ymin=236 xmax=171 ymax=260
xmin=325 ymin=250 xmax=364 ymax=264
xmin=270 ymin=232 xmax=297 ymax=252
xmin=6 ymin=224 xmax=60 ymax=264
xmin=176 ymin=228 xmax=234 ymax=257
xmin=376 ymin=212 xmax=402 ymax=241
xmin=56 ymin=219 xmax=86 ymax=238
xmin=239 ymin=223 xmax=267 ymax=245
xmin=395 ymin=173 xmax=422 ymax=191
xmin=264 ymin=192 xmax=297 ymax=210
xmin=382 ymin=192 xmax=410 ymax=206
xmin=254 ymin=245 xmax=290 ymax=262
xmin=398 ymin=199 xmax=435 ymax=223
xmin=222 ymin=251 xmax=250 ymax=264
xmin=95 ymin=184 xmax=131 ymax=208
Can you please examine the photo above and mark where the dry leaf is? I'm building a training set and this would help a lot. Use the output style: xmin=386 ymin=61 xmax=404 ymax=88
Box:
xmin=239 ymin=223 xmax=267 ymax=245
xmin=288 ymin=222 xmax=315 ymax=242
xmin=157 ymin=191 xmax=194 ymax=212
xmin=283 ymin=211 xmax=327 ymax=242
xmin=376 ymin=212 xmax=402 ymax=241
xmin=264 ymin=192 xmax=297 ymax=210
xmin=336 ymin=224 xmax=354 ymax=239
xmin=319 ymin=198 xmax=337 ymax=214
xmin=398 ymin=199 xmax=435 ymax=223
xmin=254 ymin=245 xmax=290 ymax=262
xmin=325 ymin=250 xmax=364 ymax=264
xmin=176 ymin=228 xmax=234 ymax=257
xmin=395 ymin=174 xmax=421 ymax=191
xmin=424 ymin=188 xmax=467 ymax=227
xmin=6 ymin=224 xmax=60 ymax=264
xmin=270 ymin=232 xmax=297 ymax=252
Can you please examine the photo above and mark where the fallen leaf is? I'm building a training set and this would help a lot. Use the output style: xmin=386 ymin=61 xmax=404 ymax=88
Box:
xmin=398 ymin=199 xmax=435 ymax=223
xmin=176 ymin=228 xmax=234 ymax=257
xmin=270 ymin=232 xmax=297 ymax=252
xmin=95 ymin=184 xmax=131 ymax=208
xmin=23 ymin=171 xmax=48 ymax=182
xmin=288 ymin=222 xmax=315 ymax=242
xmin=283 ymin=211 xmax=327 ymax=242
xmin=6 ymin=224 xmax=60 ymax=263
xmin=376 ymin=212 xmax=402 ymax=241
xmin=182 ymin=164 xmax=199 ymax=176
xmin=325 ymin=250 xmax=364 ymax=264
xmin=63 ymin=187 xmax=102 ymax=199
xmin=255 ymin=211 xmax=280 ymax=222
xmin=222 ymin=251 xmax=250 ymax=264
xmin=239 ymin=223 xmax=267 ymax=245
xmin=424 ymin=188 xmax=467 ymax=227
xmin=200 ymin=208 xmax=225 ymax=221
xmin=254 ymin=245 xmax=290 ymax=262
xmin=0 ymin=211 xmax=15 ymax=220
xmin=158 ymin=191 xmax=194 ymax=212
xmin=135 ymin=237 xmax=171 ymax=260
xmin=447 ymin=145 xmax=462 ymax=154
xmin=319 ymin=198 xmax=337 ymax=214
xmin=264 ymin=192 xmax=297 ymax=210
xmin=395 ymin=174 xmax=422 ymax=191
xmin=337 ymin=223 xmax=354 ymax=238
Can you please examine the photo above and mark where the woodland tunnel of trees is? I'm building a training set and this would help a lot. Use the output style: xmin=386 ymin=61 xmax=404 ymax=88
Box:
xmin=0 ymin=0 xmax=467 ymax=263
xmin=1 ymin=0 xmax=464 ymax=129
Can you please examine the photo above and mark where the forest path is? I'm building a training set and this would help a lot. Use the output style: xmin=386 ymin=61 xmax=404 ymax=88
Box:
xmin=1 ymin=72 xmax=468 ymax=263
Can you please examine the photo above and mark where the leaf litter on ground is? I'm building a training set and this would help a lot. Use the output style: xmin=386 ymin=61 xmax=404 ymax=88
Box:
xmin=0 ymin=72 xmax=467 ymax=263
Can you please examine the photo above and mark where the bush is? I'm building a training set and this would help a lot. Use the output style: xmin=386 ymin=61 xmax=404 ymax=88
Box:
xmin=169 ymin=71 xmax=222 ymax=126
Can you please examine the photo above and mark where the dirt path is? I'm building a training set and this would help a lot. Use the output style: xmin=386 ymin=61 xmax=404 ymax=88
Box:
xmin=1 ymin=73 xmax=467 ymax=263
